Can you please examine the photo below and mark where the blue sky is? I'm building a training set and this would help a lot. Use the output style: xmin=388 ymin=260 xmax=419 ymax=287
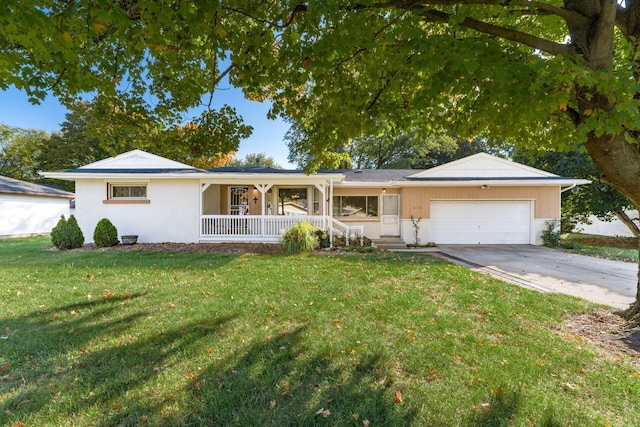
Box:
xmin=0 ymin=86 xmax=295 ymax=167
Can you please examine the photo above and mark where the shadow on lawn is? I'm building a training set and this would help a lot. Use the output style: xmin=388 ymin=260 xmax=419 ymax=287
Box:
xmin=1 ymin=295 xmax=416 ymax=426
xmin=91 ymin=325 xmax=416 ymax=426
xmin=469 ymin=387 xmax=563 ymax=427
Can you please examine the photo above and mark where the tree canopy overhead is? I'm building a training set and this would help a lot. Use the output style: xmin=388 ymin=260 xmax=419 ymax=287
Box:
xmin=5 ymin=0 xmax=640 ymax=312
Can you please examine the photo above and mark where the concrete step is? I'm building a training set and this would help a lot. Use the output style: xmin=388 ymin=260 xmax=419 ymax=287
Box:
xmin=371 ymin=237 xmax=407 ymax=250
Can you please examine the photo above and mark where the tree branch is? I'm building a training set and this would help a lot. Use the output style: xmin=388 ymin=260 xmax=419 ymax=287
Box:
xmin=415 ymin=7 xmax=575 ymax=56
xmin=205 ymin=60 xmax=235 ymax=109
xmin=348 ymin=0 xmax=588 ymax=25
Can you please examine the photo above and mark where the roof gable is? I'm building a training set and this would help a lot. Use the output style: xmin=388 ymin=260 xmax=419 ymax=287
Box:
xmin=407 ymin=153 xmax=558 ymax=179
xmin=79 ymin=149 xmax=196 ymax=170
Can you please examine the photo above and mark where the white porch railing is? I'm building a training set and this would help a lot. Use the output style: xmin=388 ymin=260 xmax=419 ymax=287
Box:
xmin=331 ymin=218 xmax=364 ymax=247
xmin=201 ymin=215 xmax=329 ymax=241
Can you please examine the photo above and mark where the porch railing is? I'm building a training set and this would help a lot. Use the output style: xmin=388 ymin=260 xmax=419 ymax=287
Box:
xmin=201 ymin=215 xmax=328 ymax=241
xmin=331 ymin=218 xmax=364 ymax=247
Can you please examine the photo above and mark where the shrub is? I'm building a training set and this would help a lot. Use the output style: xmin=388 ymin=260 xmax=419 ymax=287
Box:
xmin=93 ymin=218 xmax=119 ymax=247
xmin=541 ymin=220 xmax=561 ymax=248
xmin=50 ymin=216 xmax=65 ymax=249
xmin=315 ymin=228 xmax=331 ymax=249
xmin=281 ymin=221 xmax=320 ymax=254
xmin=51 ymin=215 xmax=84 ymax=250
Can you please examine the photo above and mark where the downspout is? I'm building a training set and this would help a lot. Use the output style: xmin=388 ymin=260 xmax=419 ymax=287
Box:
xmin=561 ymin=183 xmax=577 ymax=193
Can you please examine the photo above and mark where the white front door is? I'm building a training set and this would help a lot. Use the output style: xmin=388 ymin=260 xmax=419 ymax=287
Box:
xmin=229 ymin=187 xmax=249 ymax=215
xmin=381 ymin=194 xmax=400 ymax=236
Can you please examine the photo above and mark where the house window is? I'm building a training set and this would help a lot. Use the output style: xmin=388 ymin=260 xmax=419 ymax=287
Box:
xmin=278 ymin=188 xmax=308 ymax=216
xmin=333 ymin=195 xmax=379 ymax=218
xmin=109 ymin=184 xmax=147 ymax=200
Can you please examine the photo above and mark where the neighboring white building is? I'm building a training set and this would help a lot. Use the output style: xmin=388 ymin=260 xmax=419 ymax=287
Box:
xmin=42 ymin=150 xmax=589 ymax=245
xmin=0 ymin=175 xmax=74 ymax=237
xmin=575 ymin=211 xmax=639 ymax=237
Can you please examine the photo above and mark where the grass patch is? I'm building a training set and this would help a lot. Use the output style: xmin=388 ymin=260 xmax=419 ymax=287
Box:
xmin=562 ymin=233 xmax=639 ymax=263
xmin=1 ymin=237 xmax=639 ymax=426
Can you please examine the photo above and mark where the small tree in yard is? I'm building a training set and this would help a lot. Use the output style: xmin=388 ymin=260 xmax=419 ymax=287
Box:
xmin=51 ymin=215 xmax=84 ymax=250
xmin=93 ymin=218 xmax=119 ymax=247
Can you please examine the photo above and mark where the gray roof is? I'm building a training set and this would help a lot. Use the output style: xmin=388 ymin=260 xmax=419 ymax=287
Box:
xmin=207 ymin=166 xmax=423 ymax=181
xmin=208 ymin=166 xmax=307 ymax=174
xmin=0 ymin=175 xmax=74 ymax=198
xmin=58 ymin=168 xmax=205 ymax=174
xmin=340 ymin=169 xmax=423 ymax=182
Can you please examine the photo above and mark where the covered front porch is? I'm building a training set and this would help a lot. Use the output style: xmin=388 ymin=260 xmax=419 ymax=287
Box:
xmin=198 ymin=171 xmax=363 ymax=244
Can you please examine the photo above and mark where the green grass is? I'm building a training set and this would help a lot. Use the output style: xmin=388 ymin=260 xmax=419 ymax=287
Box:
xmin=1 ymin=236 xmax=639 ymax=426
xmin=562 ymin=233 xmax=639 ymax=263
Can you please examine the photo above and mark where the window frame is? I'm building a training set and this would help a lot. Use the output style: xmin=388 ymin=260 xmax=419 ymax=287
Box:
xmin=332 ymin=195 xmax=379 ymax=218
xmin=107 ymin=183 xmax=148 ymax=201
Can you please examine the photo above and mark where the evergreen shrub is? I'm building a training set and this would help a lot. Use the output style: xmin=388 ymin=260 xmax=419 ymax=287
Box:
xmin=51 ymin=215 xmax=85 ymax=249
xmin=93 ymin=218 xmax=119 ymax=247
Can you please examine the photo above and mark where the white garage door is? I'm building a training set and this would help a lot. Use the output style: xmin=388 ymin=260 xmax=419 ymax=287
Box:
xmin=430 ymin=201 xmax=532 ymax=244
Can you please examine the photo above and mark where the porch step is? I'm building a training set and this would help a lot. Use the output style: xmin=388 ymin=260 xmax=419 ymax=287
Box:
xmin=371 ymin=237 xmax=407 ymax=250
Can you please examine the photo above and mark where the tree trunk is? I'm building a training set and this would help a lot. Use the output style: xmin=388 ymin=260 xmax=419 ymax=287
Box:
xmin=563 ymin=0 xmax=640 ymax=319
xmin=585 ymin=135 xmax=640 ymax=319
xmin=612 ymin=210 xmax=640 ymax=238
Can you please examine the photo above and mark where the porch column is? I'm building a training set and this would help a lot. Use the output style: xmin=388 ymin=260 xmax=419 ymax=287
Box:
xmin=313 ymin=182 xmax=327 ymax=222
xmin=255 ymin=184 xmax=273 ymax=238
xmin=200 ymin=183 xmax=211 ymax=237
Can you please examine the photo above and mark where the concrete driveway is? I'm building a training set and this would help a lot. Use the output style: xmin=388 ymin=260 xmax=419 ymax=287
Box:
xmin=436 ymin=245 xmax=637 ymax=310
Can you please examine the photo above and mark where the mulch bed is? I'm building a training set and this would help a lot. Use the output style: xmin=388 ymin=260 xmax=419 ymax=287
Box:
xmin=558 ymin=309 xmax=640 ymax=369
xmin=571 ymin=236 xmax=639 ymax=249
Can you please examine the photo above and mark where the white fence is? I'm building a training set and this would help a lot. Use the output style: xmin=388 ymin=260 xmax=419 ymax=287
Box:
xmin=201 ymin=215 xmax=328 ymax=241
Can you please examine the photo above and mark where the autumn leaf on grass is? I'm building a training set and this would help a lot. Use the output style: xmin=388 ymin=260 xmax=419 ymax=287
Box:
xmin=0 ymin=364 xmax=11 ymax=372
xmin=315 ymin=408 xmax=331 ymax=417
xmin=92 ymin=22 xmax=107 ymax=32
xmin=270 ymin=400 xmax=277 ymax=409
xmin=394 ymin=390 xmax=403 ymax=404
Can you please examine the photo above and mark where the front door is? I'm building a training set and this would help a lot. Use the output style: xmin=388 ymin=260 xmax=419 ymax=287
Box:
xmin=380 ymin=194 xmax=400 ymax=236
xmin=229 ymin=186 xmax=249 ymax=215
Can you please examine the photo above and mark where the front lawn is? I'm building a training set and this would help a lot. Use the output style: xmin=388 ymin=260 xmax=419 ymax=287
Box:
xmin=1 ymin=237 xmax=639 ymax=426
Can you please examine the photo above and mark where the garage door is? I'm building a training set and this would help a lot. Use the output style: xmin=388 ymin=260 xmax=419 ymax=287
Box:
xmin=430 ymin=201 xmax=532 ymax=244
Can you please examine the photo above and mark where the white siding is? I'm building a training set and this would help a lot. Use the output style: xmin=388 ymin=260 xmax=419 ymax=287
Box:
xmin=0 ymin=194 xmax=70 ymax=237
xmin=75 ymin=179 xmax=201 ymax=243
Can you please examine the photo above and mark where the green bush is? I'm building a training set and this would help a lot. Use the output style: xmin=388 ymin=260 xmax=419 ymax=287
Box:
xmin=281 ymin=221 xmax=320 ymax=254
xmin=315 ymin=228 xmax=331 ymax=248
xmin=51 ymin=215 xmax=85 ymax=250
xmin=93 ymin=218 xmax=119 ymax=247
xmin=541 ymin=220 xmax=561 ymax=248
